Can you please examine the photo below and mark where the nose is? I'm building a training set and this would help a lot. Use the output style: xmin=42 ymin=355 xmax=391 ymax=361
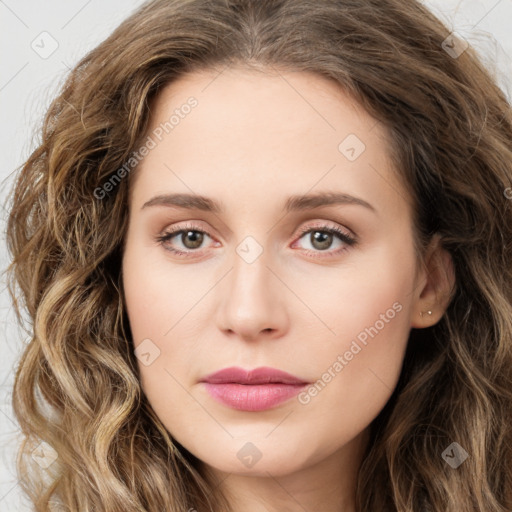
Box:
xmin=215 ymin=247 xmax=289 ymax=342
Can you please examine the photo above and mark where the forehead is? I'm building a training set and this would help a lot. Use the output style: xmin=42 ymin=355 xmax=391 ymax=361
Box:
xmin=129 ymin=66 xmax=410 ymax=219
xmin=148 ymin=66 xmax=381 ymax=138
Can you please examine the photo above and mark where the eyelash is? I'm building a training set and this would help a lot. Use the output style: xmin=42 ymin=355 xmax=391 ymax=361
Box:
xmin=155 ymin=222 xmax=357 ymax=259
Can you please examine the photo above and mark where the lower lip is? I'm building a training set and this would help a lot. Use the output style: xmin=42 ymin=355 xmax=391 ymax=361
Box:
xmin=201 ymin=382 xmax=307 ymax=412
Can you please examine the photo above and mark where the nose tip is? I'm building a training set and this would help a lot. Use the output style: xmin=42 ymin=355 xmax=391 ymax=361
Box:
xmin=215 ymin=256 xmax=288 ymax=342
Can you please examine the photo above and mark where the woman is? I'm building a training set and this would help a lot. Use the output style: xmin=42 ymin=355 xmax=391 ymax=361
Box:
xmin=5 ymin=0 xmax=512 ymax=510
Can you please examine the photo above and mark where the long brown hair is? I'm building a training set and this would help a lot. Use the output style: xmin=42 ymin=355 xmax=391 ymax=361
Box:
xmin=4 ymin=0 xmax=512 ymax=510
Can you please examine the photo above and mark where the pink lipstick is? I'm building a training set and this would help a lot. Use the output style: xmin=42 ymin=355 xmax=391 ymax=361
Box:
xmin=200 ymin=366 xmax=309 ymax=412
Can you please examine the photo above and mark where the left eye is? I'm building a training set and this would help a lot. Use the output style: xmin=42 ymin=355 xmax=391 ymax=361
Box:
xmin=293 ymin=225 xmax=356 ymax=253
xmin=156 ymin=222 xmax=357 ymax=257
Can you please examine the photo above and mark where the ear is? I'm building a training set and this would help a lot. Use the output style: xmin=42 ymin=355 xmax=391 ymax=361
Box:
xmin=410 ymin=234 xmax=456 ymax=328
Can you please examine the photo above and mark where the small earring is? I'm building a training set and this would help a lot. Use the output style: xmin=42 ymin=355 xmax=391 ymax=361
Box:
xmin=420 ymin=310 xmax=433 ymax=317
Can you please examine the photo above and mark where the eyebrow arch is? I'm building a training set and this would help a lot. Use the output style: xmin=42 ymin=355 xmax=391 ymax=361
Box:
xmin=141 ymin=191 xmax=376 ymax=214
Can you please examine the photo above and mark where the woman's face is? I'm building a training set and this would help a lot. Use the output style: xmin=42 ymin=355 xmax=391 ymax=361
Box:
xmin=121 ymin=67 xmax=439 ymax=479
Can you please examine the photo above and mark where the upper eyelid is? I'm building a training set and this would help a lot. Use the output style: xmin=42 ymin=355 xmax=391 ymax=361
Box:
xmin=161 ymin=219 xmax=349 ymax=236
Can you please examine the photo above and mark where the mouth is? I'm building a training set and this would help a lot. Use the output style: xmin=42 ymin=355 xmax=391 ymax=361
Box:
xmin=199 ymin=366 xmax=310 ymax=412
xmin=200 ymin=366 xmax=309 ymax=385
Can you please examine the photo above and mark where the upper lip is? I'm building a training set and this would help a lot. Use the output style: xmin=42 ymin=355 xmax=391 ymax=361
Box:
xmin=200 ymin=366 xmax=309 ymax=385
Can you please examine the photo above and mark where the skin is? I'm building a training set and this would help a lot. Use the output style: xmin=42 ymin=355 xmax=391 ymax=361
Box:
xmin=121 ymin=66 xmax=455 ymax=512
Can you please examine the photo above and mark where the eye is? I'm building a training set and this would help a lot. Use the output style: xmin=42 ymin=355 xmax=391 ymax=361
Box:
xmin=155 ymin=222 xmax=215 ymax=256
xmin=291 ymin=222 xmax=357 ymax=257
xmin=155 ymin=221 xmax=357 ymax=258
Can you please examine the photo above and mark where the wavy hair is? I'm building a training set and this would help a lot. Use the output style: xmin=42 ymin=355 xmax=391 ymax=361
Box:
xmin=4 ymin=0 xmax=512 ymax=510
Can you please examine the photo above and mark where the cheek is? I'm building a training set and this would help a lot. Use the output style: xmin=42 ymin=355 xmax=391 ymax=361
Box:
xmin=121 ymin=241 xmax=208 ymax=396
xmin=293 ymin=276 xmax=411 ymax=399
xmin=290 ymin=244 xmax=414 ymax=415
xmin=122 ymin=238 xmax=202 ymax=341
xmin=290 ymin=312 xmax=410 ymax=461
xmin=289 ymin=239 xmax=414 ymax=351
xmin=296 ymin=309 xmax=411 ymax=447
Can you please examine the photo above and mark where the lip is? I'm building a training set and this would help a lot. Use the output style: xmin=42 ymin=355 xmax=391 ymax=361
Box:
xmin=200 ymin=366 xmax=309 ymax=412
xmin=200 ymin=366 xmax=309 ymax=385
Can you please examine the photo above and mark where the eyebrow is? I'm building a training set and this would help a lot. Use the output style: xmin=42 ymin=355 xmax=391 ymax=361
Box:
xmin=141 ymin=191 xmax=376 ymax=214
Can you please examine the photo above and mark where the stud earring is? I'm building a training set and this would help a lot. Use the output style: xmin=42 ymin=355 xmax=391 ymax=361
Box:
xmin=420 ymin=310 xmax=433 ymax=317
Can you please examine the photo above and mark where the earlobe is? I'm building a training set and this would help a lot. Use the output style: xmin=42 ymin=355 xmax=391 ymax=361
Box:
xmin=410 ymin=236 xmax=456 ymax=329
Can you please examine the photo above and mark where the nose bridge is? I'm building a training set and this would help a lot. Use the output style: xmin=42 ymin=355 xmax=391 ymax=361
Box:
xmin=215 ymin=234 xmax=287 ymax=340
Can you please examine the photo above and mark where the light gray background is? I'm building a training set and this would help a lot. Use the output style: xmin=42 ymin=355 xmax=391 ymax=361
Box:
xmin=1 ymin=0 xmax=511 ymax=509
